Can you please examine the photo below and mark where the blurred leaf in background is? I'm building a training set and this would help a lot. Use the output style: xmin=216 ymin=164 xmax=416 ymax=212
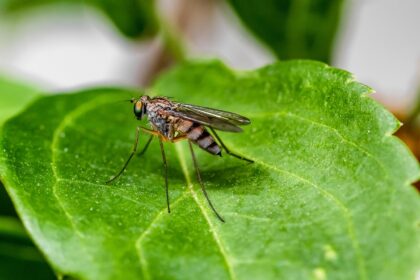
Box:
xmin=0 ymin=77 xmax=54 ymax=280
xmin=227 ymin=0 xmax=345 ymax=62
xmin=0 ymin=217 xmax=55 ymax=280
xmin=0 ymin=0 xmax=158 ymax=38
xmin=0 ymin=76 xmax=40 ymax=124
xmin=0 ymin=183 xmax=17 ymax=217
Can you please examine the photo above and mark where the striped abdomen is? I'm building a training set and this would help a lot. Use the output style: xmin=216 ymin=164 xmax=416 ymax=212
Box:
xmin=176 ymin=120 xmax=221 ymax=155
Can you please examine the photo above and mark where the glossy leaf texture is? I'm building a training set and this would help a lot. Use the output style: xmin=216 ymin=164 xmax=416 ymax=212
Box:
xmin=0 ymin=77 xmax=55 ymax=279
xmin=227 ymin=0 xmax=345 ymax=62
xmin=0 ymin=0 xmax=157 ymax=38
xmin=0 ymin=75 xmax=41 ymax=215
xmin=1 ymin=60 xmax=420 ymax=279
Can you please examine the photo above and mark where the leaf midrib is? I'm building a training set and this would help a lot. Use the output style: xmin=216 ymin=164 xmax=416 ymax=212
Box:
xmin=172 ymin=116 xmax=370 ymax=280
xmin=174 ymin=143 xmax=237 ymax=280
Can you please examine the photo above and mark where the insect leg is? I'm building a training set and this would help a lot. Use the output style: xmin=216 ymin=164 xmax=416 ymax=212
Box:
xmin=137 ymin=134 xmax=154 ymax=157
xmin=141 ymin=126 xmax=187 ymax=143
xmin=106 ymin=126 xmax=141 ymax=184
xmin=209 ymin=128 xmax=254 ymax=163
xmin=170 ymin=135 xmax=187 ymax=143
xmin=158 ymin=137 xmax=171 ymax=213
xmin=188 ymin=141 xmax=225 ymax=223
xmin=140 ymin=126 xmax=161 ymax=136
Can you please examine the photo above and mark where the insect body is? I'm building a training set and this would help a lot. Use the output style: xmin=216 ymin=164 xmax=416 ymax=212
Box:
xmin=107 ymin=95 xmax=253 ymax=222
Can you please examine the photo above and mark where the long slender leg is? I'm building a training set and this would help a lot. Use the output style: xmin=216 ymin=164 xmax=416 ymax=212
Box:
xmin=170 ymin=135 xmax=187 ymax=143
xmin=106 ymin=126 xmax=141 ymax=184
xmin=137 ymin=134 xmax=154 ymax=157
xmin=159 ymin=137 xmax=170 ymax=213
xmin=140 ymin=126 xmax=185 ymax=143
xmin=140 ymin=126 xmax=160 ymax=136
xmin=209 ymin=128 xmax=254 ymax=163
xmin=188 ymin=141 xmax=225 ymax=222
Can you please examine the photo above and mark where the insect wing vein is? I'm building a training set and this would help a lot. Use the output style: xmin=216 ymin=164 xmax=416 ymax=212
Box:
xmin=178 ymin=103 xmax=250 ymax=125
xmin=170 ymin=107 xmax=243 ymax=132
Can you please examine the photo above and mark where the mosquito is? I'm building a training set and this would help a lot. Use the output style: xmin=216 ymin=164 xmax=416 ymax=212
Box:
xmin=106 ymin=95 xmax=253 ymax=222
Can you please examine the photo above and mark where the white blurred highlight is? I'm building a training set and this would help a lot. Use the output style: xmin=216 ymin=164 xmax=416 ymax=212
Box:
xmin=0 ymin=0 xmax=419 ymax=112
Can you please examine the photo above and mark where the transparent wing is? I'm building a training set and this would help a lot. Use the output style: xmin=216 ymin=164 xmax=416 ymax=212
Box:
xmin=170 ymin=109 xmax=243 ymax=132
xmin=177 ymin=103 xmax=250 ymax=125
xmin=169 ymin=102 xmax=250 ymax=132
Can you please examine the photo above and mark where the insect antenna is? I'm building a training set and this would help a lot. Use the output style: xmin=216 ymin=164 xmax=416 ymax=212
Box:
xmin=107 ymin=98 xmax=134 ymax=105
xmin=188 ymin=141 xmax=225 ymax=222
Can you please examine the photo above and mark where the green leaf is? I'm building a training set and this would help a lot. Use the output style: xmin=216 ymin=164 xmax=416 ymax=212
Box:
xmin=227 ymin=0 xmax=345 ymax=62
xmin=0 ymin=77 xmax=54 ymax=279
xmin=0 ymin=75 xmax=41 ymax=216
xmin=1 ymin=60 xmax=419 ymax=279
xmin=0 ymin=0 xmax=158 ymax=38
xmin=88 ymin=0 xmax=158 ymax=38
xmin=0 ymin=75 xmax=41 ymax=213
xmin=0 ymin=76 xmax=40 ymax=125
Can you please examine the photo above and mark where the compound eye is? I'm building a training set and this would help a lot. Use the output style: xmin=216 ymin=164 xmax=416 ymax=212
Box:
xmin=134 ymin=101 xmax=143 ymax=119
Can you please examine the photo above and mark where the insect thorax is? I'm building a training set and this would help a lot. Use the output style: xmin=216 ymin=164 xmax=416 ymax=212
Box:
xmin=145 ymin=99 xmax=176 ymax=138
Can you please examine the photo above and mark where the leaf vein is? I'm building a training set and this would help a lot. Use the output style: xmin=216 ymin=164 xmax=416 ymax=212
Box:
xmin=175 ymin=143 xmax=237 ymax=280
xmin=135 ymin=191 xmax=189 ymax=280
xmin=223 ymin=212 xmax=271 ymax=222
xmin=253 ymin=159 xmax=367 ymax=280
xmin=57 ymin=178 xmax=144 ymax=206
xmin=50 ymin=96 xmax=115 ymax=271
xmin=250 ymin=111 xmax=388 ymax=177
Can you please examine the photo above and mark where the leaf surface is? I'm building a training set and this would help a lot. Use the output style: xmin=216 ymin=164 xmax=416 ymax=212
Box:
xmin=0 ymin=75 xmax=41 ymax=214
xmin=0 ymin=77 xmax=54 ymax=279
xmin=227 ymin=0 xmax=345 ymax=62
xmin=1 ymin=61 xmax=419 ymax=279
